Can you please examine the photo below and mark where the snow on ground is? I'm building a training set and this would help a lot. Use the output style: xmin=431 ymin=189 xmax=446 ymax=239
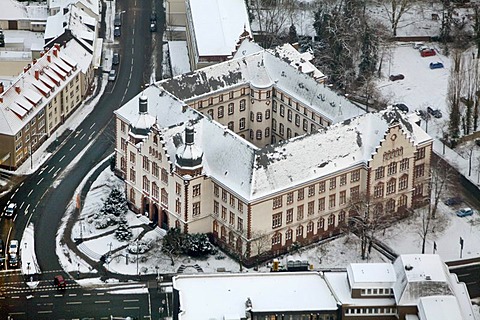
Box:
xmin=168 ymin=41 xmax=191 ymax=77
xmin=20 ymin=223 xmax=40 ymax=288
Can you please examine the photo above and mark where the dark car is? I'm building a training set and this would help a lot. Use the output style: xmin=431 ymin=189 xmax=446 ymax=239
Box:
xmin=444 ymin=197 xmax=462 ymax=206
xmin=432 ymin=109 xmax=442 ymax=118
xmin=114 ymin=14 xmax=121 ymax=27
xmin=429 ymin=62 xmax=444 ymax=69
xmin=8 ymin=254 xmax=18 ymax=268
xmin=54 ymin=275 xmax=66 ymax=289
xmin=112 ymin=52 xmax=120 ymax=65
xmin=389 ymin=74 xmax=405 ymax=81
xmin=394 ymin=103 xmax=409 ymax=112
xmin=114 ymin=26 xmax=121 ymax=37
xmin=150 ymin=12 xmax=157 ymax=22
xmin=420 ymin=48 xmax=436 ymax=57
xmin=150 ymin=22 xmax=157 ymax=32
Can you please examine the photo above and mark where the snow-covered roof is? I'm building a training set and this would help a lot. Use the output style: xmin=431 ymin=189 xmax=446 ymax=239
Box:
xmin=44 ymin=4 xmax=96 ymax=53
xmin=323 ymin=272 xmax=396 ymax=306
xmin=0 ymin=45 xmax=81 ymax=135
xmin=393 ymin=254 xmax=452 ymax=306
xmin=173 ymin=272 xmax=338 ymax=320
xmin=187 ymin=0 xmax=251 ymax=57
xmin=347 ymin=263 xmax=396 ymax=289
xmin=0 ymin=0 xmax=28 ymax=20
xmin=418 ymin=296 xmax=462 ymax=320
xmin=159 ymin=45 xmax=363 ymax=124
xmin=168 ymin=41 xmax=191 ymax=76
xmin=48 ymin=0 xmax=100 ymax=17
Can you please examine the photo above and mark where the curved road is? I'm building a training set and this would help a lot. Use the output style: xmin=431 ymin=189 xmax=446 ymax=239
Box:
xmin=0 ymin=0 xmax=164 ymax=275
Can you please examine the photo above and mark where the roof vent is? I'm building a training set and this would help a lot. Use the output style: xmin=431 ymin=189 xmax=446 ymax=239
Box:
xmin=425 ymin=275 xmax=431 ymax=280
xmin=405 ymin=264 xmax=413 ymax=271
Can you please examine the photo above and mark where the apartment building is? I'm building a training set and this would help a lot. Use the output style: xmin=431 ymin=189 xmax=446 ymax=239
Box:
xmin=0 ymin=43 xmax=88 ymax=169
xmin=172 ymin=254 xmax=475 ymax=320
xmin=114 ymin=42 xmax=432 ymax=263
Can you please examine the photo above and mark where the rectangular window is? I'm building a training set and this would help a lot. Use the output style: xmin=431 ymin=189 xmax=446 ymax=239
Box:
xmin=192 ymin=202 xmax=201 ymax=217
xmin=238 ymin=202 xmax=244 ymax=213
xmin=230 ymin=195 xmax=235 ymax=207
xmin=229 ymin=212 xmax=235 ymax=225
xmin=329 ymin=177 xmax=336 ymax=190
xmin=176 ymin=182 xmax=182 ymax=195
xmin=214 ymin=201 xmax=219 ymax=216
xmin=400 ymin=158 xmax=409 ymax=171
xmin=273 ymin=196 xmax=283 ymax=209
xmin=414 ymin=164 xmax=425 ymax=178
xmin=388 ymin=162 xmax=397 ymax=175
xmin=175 ymin=199 xmax=181 ymax=214
xmin=375 ymin=166 xmax=385 ymax=180
xmin=130 ymin=169 xmax=136 ymax=183
xmin=318 ymin=181 xmax=325 ymax=193
xmin=237 ymin=217 xmax=243 ymax=231
xmin=192 ymin=184 xmax=201 ymax=197
xmin=286 ymin=192 xmax=294 ymax=204
xmin=228 ymin=103 xmax=234 ymax=115
xmin=415 ymin=147 xmax=426 ymax=160
xmin=286 ymin=208 xmax=293 ymax=223
xmin=340 ymin=174 xmax=347 ymax=186
xmin=340 ymin=191 xmax=346 ymax=205
xmin=221 ymin=206 xmax=227 ymax=221
xmin=161 ymin=169 xmax=168 ymax=184
xmin=297 ymin=205 xmax=304 ymax=220
xmin=129 ymin=151 xmax=135 ymax=163
xmin=308 ymin=185 xmax=315 ymax=197
xmin=318 ymin=198 xmax=325 ymax=211
xmin=297 ymin=188 xmax=304 ymax=201
xmin=272 ymin=213 xmax=282 ymax=228
xmin=351 ymin=169 xmax=360 ymax=182
xmin=329 ymin=194 xmax=336 ymax=208
xmin=222 ymin=189 xmax=227 ymax=202
xmin=308 ymin=201 xmax=314 ymax=216
xmin=214 ymin=185 xmax=219 ymax=197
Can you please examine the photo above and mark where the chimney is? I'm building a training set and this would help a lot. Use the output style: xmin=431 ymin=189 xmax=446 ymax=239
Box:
xmin=54 ymin=43 xmax=60 ymax=52
xmin=47 ymin=54 xmax=51 ymax=62
xmin=185 ymin=124 xmax=194 ymax=145
xmin=32 ymin=58 xmax=37 ymax=65
xmin=34 ymin=69 xmax=40 ymax=80
xmin=15 ymin=85 xmax=21 ymax=94
xmin=40 ymin=51 xmax=45 ymax=57
xmin=139 ymin=95 xmax=148 ymax=114
xmin=0 ymin=82 xmax=3 ymax=94
xmin=53 ymin=48 xmax=58 ymax=57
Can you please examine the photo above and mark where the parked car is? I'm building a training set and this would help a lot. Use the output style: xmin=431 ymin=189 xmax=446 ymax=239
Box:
xmin=8 ymin=254 xmax=18 ymax=268
xmin=108 ymin=69 xmax=116 ymax=81
xmin=114 ymin=14 xmax=121 ymax=27
xmin=444 ymin=197 xmax=462 ymax=206
xmin=420 ymin=48 xmax=436 ymax=57
xmin=5 ymin=202 xmax=17 ymax=218
xmin=389 ymin=74 xmax=405 ymax=81
xmin=114 ymin=26 xmax=121 ymax=37
xmin=456 ymin=207 xmax=474 ymax=217
xmin=112 ymin=52 xmax=120 ymax=65
xmin=150 ymin=21 xmax=157 ymax=32
xmin=413 ymin=42 xmax=424 ymax=49
xmin=417 ymin=109 xmax=428 ymax=120
xmin=429 ymin=62 xmax=444 ymax=69
xmin=150 ymin=11 xmax=157 ymax=22
xmin=394 ymin=103 xmax=409 ymax=112
xmin=8 ymin=240 xmax=18 ymax=255
xmin=427 ymin=107 xmax=442 ymax=118
xmin=54 ymin=275 xmax=66 ymax=289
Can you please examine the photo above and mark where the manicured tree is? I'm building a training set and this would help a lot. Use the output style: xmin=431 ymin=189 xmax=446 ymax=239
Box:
xmin=288 ymin=23 xmax=299 ymax=44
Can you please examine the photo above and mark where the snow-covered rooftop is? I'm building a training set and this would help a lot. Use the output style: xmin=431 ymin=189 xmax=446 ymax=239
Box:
xmin=418 ymin=296 xmax=463 ymax=320
xmin=173 ymin=272 xmax=338 ymax=320
xmin=347 ymin=263 xmax=396 ymax=289
xmin=48 ymin=0 xmax=100 ymax=17
xmin=187 ymin=0 xmax=251 ymax=57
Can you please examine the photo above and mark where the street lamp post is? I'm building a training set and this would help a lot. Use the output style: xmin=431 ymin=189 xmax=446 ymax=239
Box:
xmin=136 ymin=240 xmax=139 ymax=277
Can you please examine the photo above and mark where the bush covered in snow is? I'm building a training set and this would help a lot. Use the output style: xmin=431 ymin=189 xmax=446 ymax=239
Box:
xmin=115 ymin=223 xmax=133 ymax=241
xmin=127 ymin=240 xmax=153 ymax=254
xmin=162 ymin=228 xmax=217 ymax=259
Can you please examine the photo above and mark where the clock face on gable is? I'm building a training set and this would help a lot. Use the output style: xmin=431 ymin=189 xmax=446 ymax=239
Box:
xmin=391 ymin=134 xmax=397 ymax=141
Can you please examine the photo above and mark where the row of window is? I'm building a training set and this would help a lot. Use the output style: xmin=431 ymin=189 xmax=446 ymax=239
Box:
xmin=373 ymin=175 xmax=409 ymax=198
xmin=360 ymin=288 xmax=393 ymax=296
xmin=344 ymin=307 xmax=396 ymax=315
xmin=272 ymin=172 xmax=361 ymax=209
xmin=214 ymin=185 xmax=244 ymax=212
xmin=374 ymin=159 xmax=409 ymax=179
xmin=273 ymin=91 xmax=331 ymax=126
xmin=213 ymin=207 xmax=244 ymax=231
xmin=198 ymin=88 xmax=250 ymax=108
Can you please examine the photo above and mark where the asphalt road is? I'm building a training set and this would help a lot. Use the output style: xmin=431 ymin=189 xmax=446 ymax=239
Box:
xmin=0 ymin=0 xmax=163 ymax=274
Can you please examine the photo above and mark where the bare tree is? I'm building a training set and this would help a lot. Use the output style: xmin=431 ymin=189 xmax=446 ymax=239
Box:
xmin=429 ymin=156 xmax=457 ymax=219
xmin=416 ymin=205 xmax=448 ymax=254
xmin=347 ymin=192 xmax=391 ymax=260
xmin=447 ymin=50 xmax=464 ymax=146
xmin=375 ymin=0 xmax=414 ymax=36
xmin=249 ymin=229 xmax=271 ymax=268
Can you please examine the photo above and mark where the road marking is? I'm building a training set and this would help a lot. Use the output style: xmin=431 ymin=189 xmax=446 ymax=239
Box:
xmin=12 ymin=296 xmax=20 ymax=299
xmin=66 ymin=301 xmax=82 ymax=305
xmin=41 ymin=189 xmax=48 ymax=200
xmin=9 ymin=312 xmax=25 ymax=315
xmin=123 ymin=299 xmax=139 ymax=302
xmin=20 ymin=202 xmax=24 ymax=209
xmin=38 ymin=310 xmax=53 ymax=314
xmin=88 ymin=131 xmax=95 ymax=140
xmin=90 ymin=122 xmax=95 ymax=129
xmin=54 ymin=168 xmax=61 ymax=177
xmin=37 ymin=177 xmax=44 ymax=185
xmin=12 ymin=188 xmax=18 ymax=196
xmin=69 ymin=294 xmax=77 ymax=297
xmin=54 ymin=294 xmax=63 ymax=297
xmin=28 ymin=190 xmax=33 ymax=197
xmin=19 ymin=182 xmax=24 ymax=187
xmin=80 ymin=133 xmax=86 ymax=140
xmin=48 ymin=166 xmax=55 ymax=173
xmin=95 ymin=300 xmax=110 ymax=304
xmin=24 ymin=204 xmax=30 ymax=215
xmin=69 ymin=144 xmax=76 ymax=151
xmin=59 ymin=155 xmax=65 ymax=162
xmin=124 ymin=306 xmax=139 ymax=310
xmin=40 ymin=295 xmax=49 ymax=298
xmin=97 ymin=292 xmax=105 ymax=295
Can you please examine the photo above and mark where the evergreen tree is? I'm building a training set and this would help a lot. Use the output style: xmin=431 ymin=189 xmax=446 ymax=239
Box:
xmin=288 ymin=23 xmax=299 ymax=44
xmin=359 ymin=25 xmax=379 ymax=80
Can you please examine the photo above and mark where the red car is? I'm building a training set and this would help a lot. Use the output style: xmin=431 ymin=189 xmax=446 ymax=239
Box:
xmin=420 ymin=48 xmax=436 ymax=57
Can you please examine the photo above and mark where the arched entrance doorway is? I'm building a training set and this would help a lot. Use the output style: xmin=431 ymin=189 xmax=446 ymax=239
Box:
xmin=142 ymin=198 xmax=150 ymax=216
xmin=152 ymin=204 xmax=159 ymax=225
xmin=161 ymin=209 xmax=169 ymax=230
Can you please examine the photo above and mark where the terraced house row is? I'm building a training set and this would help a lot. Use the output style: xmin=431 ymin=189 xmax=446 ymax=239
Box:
xmin=114 ymin=40 xmax=432 ymax=263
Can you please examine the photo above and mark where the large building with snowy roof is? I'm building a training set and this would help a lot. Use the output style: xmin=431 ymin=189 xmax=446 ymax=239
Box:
xmin=114 ymin=44 xmax=432 ymax=262
xmin=172 ymin=254 xmax=475 ymax=320
xmin=0 ymin=42 xmax=92 ymax=169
